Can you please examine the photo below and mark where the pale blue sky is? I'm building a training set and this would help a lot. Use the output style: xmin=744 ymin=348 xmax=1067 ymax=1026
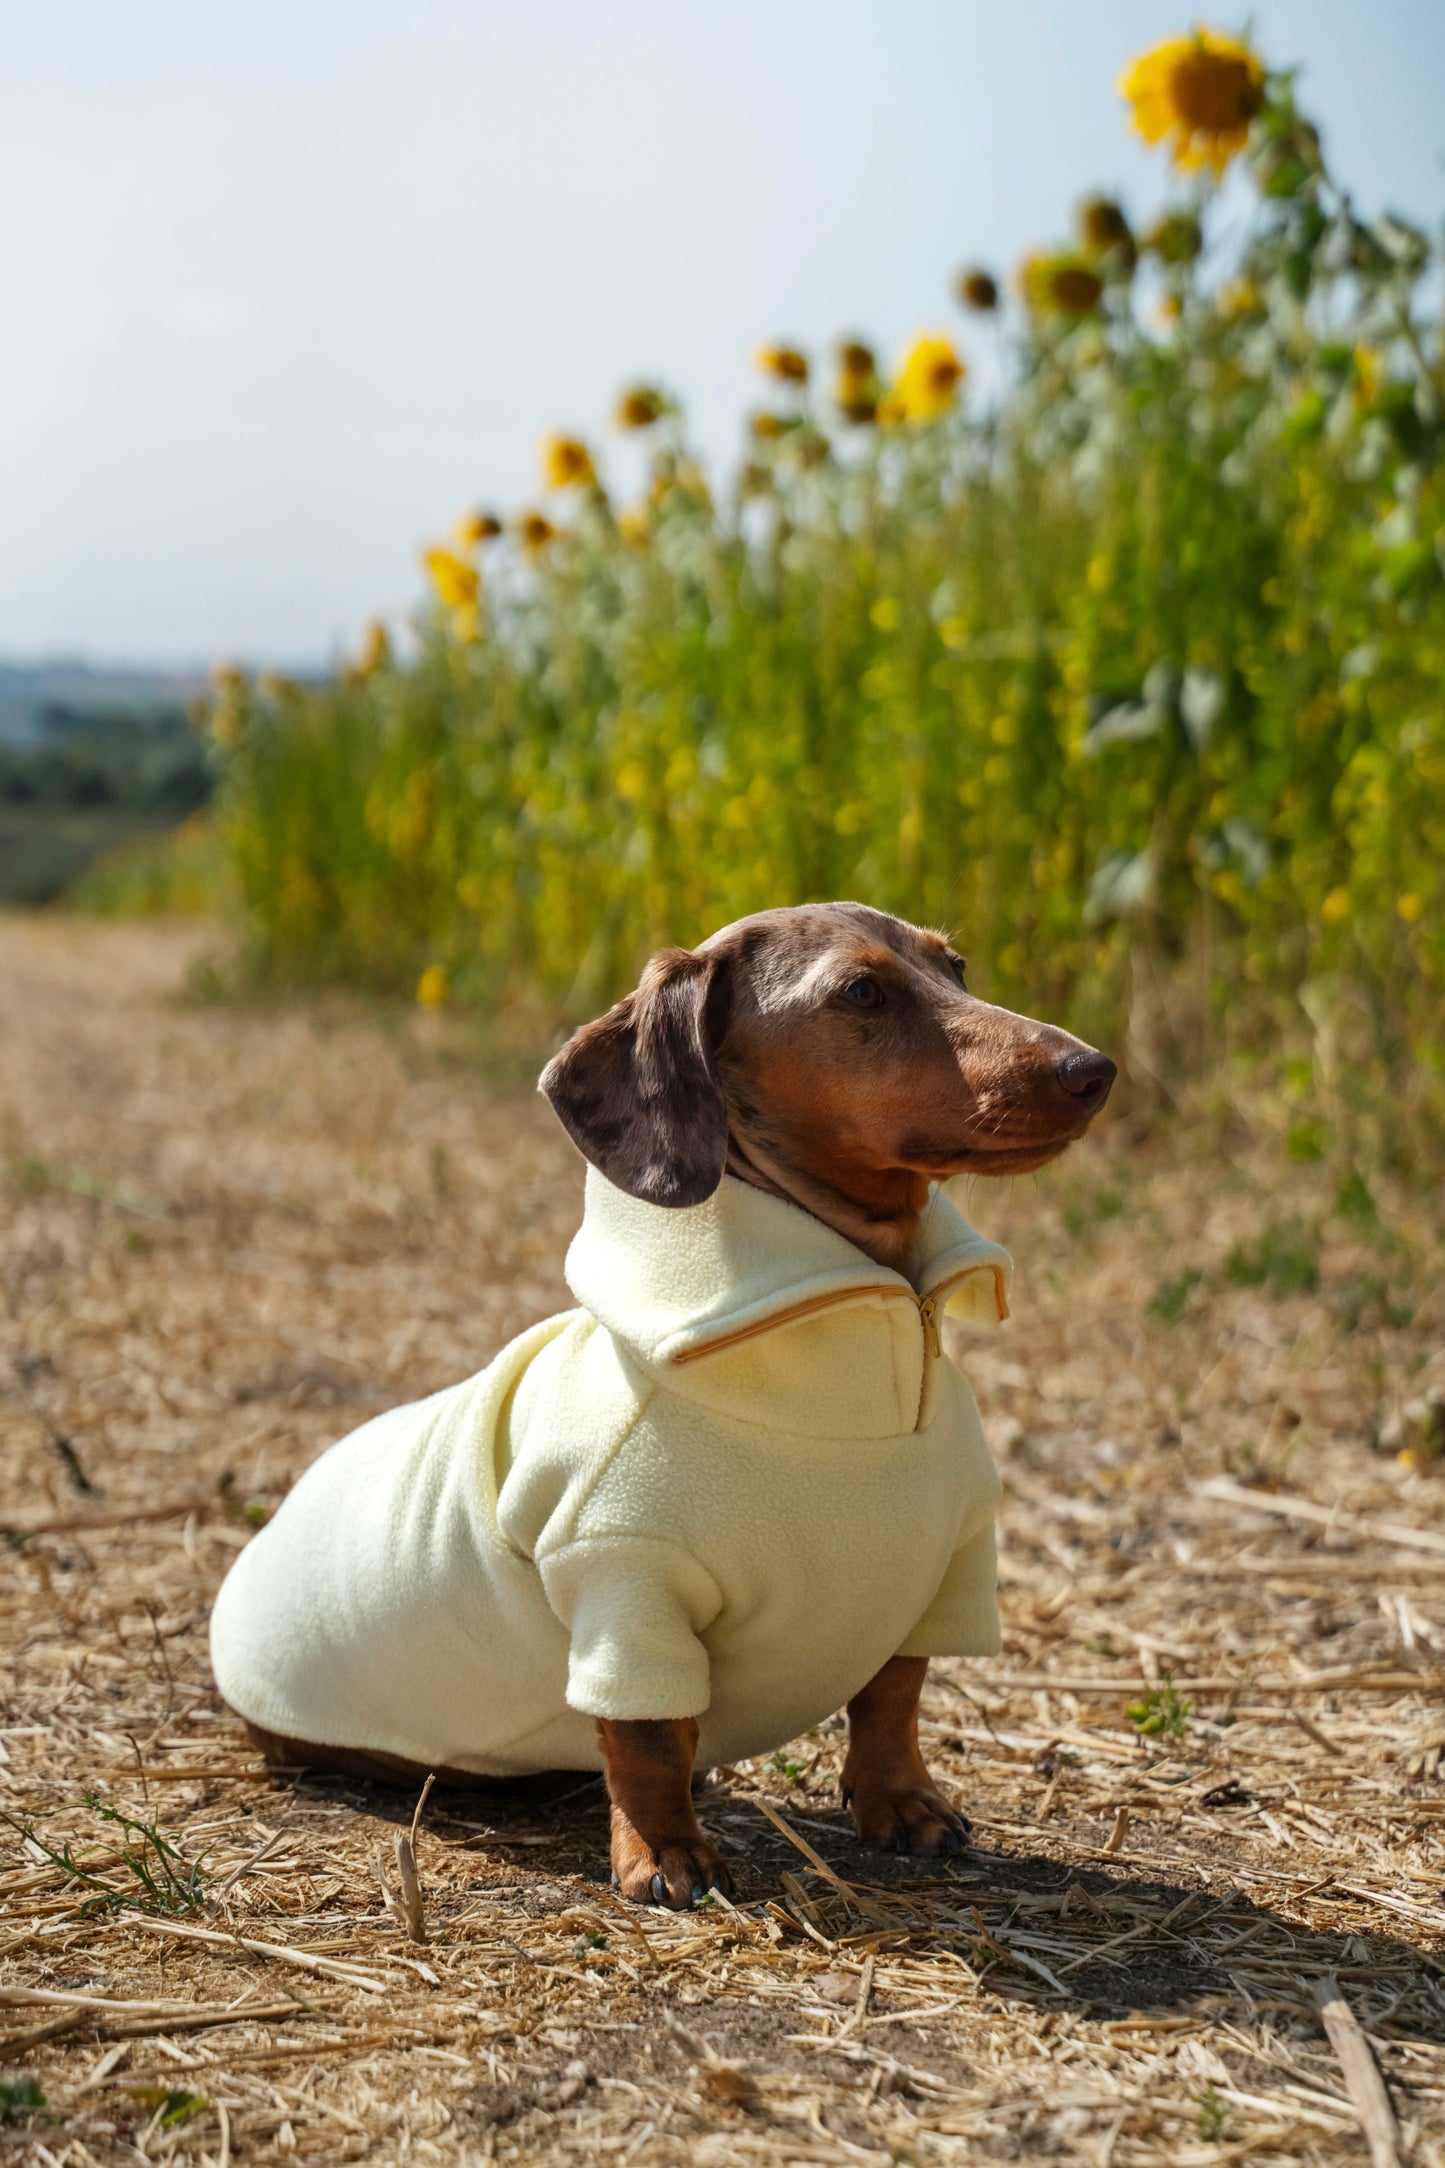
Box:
xmin=2 ymin=1 xmax=1442 ymax=665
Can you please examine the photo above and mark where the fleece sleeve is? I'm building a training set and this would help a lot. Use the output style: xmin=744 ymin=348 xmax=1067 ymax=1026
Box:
xmin=536 ymin=1536 xmax=724 ymax=1721
xmin=896 ymin=1519 xmax=1002 ymax=1659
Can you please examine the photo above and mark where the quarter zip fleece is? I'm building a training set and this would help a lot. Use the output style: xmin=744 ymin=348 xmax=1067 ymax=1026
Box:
xmin=210 ymin=1172 xmax=1012 ymax=1776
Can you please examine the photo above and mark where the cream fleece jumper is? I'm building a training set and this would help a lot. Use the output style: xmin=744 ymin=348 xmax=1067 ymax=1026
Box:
xmin=209 ymin=1171 xmax=1011 ymax=1775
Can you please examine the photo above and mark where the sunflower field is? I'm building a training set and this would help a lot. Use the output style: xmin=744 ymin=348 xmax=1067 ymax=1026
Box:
xmin=194 ymin=29 xmax=1445 ymax=1160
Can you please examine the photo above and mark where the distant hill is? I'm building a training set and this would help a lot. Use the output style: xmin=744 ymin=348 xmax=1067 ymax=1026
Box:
xmin=0 ymin=660 xmax=207 ymax=746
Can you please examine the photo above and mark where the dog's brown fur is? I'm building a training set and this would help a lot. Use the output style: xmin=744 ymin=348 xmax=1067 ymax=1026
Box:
xmin=243 ymin=903 xmax=1114 ymax=1906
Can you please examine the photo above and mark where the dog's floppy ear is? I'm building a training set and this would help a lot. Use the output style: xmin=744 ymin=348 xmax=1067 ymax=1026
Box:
xmin=539 ymin=947 xmax=731 ymax=1207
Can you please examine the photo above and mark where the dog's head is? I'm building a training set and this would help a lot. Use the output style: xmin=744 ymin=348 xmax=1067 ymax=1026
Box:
xmin=540 ymin=902 xmax=1114 ymax=1243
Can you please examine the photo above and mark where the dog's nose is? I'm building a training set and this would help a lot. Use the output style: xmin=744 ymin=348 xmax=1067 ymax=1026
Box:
xmin=1056 ymin=1049 xmax=1117 ymax=1108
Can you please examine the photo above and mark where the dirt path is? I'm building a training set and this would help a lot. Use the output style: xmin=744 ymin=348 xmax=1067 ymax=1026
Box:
xmin=2 ymin=916 xmax=1442 ymax=2164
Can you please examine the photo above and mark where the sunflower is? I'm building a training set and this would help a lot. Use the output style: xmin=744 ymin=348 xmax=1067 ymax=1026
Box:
xmin=416 ymin=964 xmax=449 ymax=1010
xmin=1119 ymin=29 xmax=1266 ymax=178
xmin=542 ymin=435 xmax=596 ymax=490
xmin=956 ymin=268 xmax=1000 ymax=312
xmin=423 ymin=547 xmax=480 ymax=609
xmin=1079 ymin=197 xmax=1132 ymax=252
xmin=1021 ymin=253 xmax=1105 ymax=317
xmin=750 ymin=410 xmax=790 ymax=441
xmin=614 ymin=384 xmax=667 ymax=430
xmin=756 ymin=343 xmax=810 ymax=385
xmin=616 ymin=505 xmax=651 ymax=546
xmin=1143 ymin=210 xmax=1204 ymax=266
xmin=455 ymin=510 xmax=503 ymax=547
xmin=517 ymin=511 xmax=559 ymax=556
xmin=835 ymin=340 xmax=879 ymax=424
xmin=892 ymin=333 xmax=965 ymax=423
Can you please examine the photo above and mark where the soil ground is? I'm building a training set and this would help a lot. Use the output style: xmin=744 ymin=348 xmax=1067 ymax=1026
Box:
xmin=1 ymin=916 xmax=1442 ymax=2166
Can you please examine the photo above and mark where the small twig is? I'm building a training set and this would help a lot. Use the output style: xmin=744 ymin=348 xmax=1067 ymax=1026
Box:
xmin=385 ymin=1773 xmax=434 ymax=1944
xmin=1311 ymin=1973 xmax=1404 ymax=2168
xmin=1288 ymin=1704 xmax=1341 ymax=1754
xmin=1103 ymin=1805 xmax=1130 ymax=1854
xmin=751 ymin=1795 xmax=894 ymax=1926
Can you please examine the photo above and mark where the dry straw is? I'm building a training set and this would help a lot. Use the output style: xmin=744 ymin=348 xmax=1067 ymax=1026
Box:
xmin=1 ymin=919 xmax=1443 ymax=2162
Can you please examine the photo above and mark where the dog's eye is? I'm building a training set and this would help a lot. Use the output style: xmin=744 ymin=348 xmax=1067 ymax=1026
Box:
xmin=841 ymin=977 xmax=883 ymax=1009
xmin=946 ymin=955 xmax=968 ymax=988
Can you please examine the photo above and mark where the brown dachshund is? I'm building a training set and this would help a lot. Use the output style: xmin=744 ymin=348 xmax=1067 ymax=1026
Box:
xmin=241 ymin=902 xmax=1113 ymax=1905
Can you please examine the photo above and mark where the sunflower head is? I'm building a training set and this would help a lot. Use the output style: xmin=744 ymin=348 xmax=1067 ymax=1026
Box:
xmin=542 ymin=436 xmax=596 ymax=490
xmin=423 ymin=547 xmax=480 ymax=610
xmin=836 ymin=386 xmax=879 ymax=426
xmin=1021 ymin=253 xmax=1105 ymax=317
xmin=455 ymin=510 xmax=503 ymax=548
xmin=517 ymin=511 xmax=559 ymax=556
xmin=1143 ymin=210 xmax=1204 ymax=266
xmin=892 ymin=333 xmax=966 ymax=423
xmin=616 ymin=505 xmax=651 ymax=546
xmin=956 ymin=268 xmax=1000 ymax=313
xmin=1119 ymin=28 xmax=1266 ymax=178
xmin=756 ymin=343 xmax=810 ymax=386
xmin=834 ymin=340 xmax=879 ymax=424
xmin=615 ymin=384 xmax=668 ymax=431
xmin=750 ymin=410 xmax=790 ymax=441
xmin=1079 ymin=196 xmax=1132 ymax=252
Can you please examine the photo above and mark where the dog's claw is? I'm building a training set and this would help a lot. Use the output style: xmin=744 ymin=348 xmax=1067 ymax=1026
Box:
xmin=649 ymin=1873 xmax=668 ymax=1904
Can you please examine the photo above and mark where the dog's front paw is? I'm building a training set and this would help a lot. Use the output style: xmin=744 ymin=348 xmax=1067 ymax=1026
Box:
xmin=842 ymin=1777 xmax=971 ymax=1858
xmin=611 ymin=1828 xmax=734 ymax=1909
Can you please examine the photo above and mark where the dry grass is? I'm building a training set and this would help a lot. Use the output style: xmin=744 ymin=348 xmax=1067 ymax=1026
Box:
xmin=2 ymin=916 xmax=1443 ymax=2167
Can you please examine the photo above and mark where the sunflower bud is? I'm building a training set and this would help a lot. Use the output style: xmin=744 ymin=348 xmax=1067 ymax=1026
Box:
xmin=614 ymin=384 xmax=668 ymax=430
xmin=956 ymin=268 xmax=1000 ymax=312
xmin=1143 ymin=210 xmax=1203 ymax=265
xmin=755 ymin=343 xmax=810 ymax=385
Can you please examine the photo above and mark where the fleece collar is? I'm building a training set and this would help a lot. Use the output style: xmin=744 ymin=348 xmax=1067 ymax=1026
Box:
xmin=564 ymin=1168 xmax=1011 ymax=1373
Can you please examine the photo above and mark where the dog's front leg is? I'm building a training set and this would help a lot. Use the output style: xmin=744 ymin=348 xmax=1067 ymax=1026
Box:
xmin=840 ymin=1654 xmax=970 ymax=1856
xmin=596 ymin=1716 xmax=733 ymax=1909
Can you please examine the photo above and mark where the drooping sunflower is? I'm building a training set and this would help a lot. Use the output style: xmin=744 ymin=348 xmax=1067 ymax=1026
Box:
xmin=542 ymin=435 xmax=596 ymax=490
xmin=1119 ymin=29 xmax=1266 ymax=178
xmin=1020 ymin=253 xmax=1105 ymax=317
xmin=614 ymin=384 xmax=667 ymax=431
xmin=756 ymin=343 xmax=810 ymax=385
xmin=956 ymin=268 xmax=1000 ymax=313
xmin=892 ymin=333 xmax=965 ymax=423
xmin=423 ymin=547 xmax=480 ymax=609
xmin=455 ymin=510 xmax=503 ymax=547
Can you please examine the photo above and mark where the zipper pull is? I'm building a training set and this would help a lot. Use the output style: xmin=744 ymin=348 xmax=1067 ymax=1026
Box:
xmin=918 ymin=1294 xmax=941 ymax=1360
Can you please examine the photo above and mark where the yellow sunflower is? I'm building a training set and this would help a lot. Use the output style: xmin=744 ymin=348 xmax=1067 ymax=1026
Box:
xmin=517 ymin=511 xmax=560 ymax=556
xmin=614 ymin=384 xmax=667 ymax=430
xmin=423 ymin=547 xmax=479 ymax=609
xmin=892 ymin=333 xmax=965 ymax=423
xmin=1119 ymin=29 xmax=1266 ymax=178
xmin=455 ymin=510 xmax=503 ymax=547
xmin=541 ymin=435 xmax=596 ymax=490
xmin=756 ymin=343 xmax=810 ymax=385
xmin=1020 ymin=253 xmax=1105 ymax=317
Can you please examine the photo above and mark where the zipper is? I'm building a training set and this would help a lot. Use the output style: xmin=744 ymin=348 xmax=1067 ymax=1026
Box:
xmin=669 ymin=1269 xmax=977 ymax=1368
